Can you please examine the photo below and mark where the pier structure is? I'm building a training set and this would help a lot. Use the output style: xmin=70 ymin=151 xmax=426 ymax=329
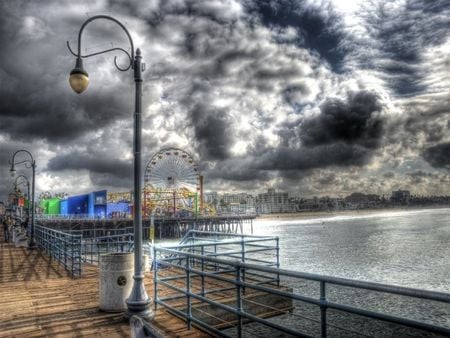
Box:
xmin=1 ymin=226 xmax=450 ymax=337
xmin=36 ymin=215 xmax=255 ymax=240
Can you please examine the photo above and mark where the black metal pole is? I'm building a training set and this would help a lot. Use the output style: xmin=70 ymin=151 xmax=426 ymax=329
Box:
xmin=126 ymin=48 xmax=153 ymax=320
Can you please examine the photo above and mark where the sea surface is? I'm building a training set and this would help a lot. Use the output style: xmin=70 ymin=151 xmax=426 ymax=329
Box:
xmin=154 ymin=208 xmax=450 ymax=335
xmin=244 ymin=208 xmax=450 ymax=293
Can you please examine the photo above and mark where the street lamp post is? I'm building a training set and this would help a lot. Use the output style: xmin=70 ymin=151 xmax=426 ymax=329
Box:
xmin=14 ymin=175 xmax=31 ymax=234
xmin=67 ymin=15 xmax=153 ymax=320
xmin=10 ymin=150 xmax=36 ymax=249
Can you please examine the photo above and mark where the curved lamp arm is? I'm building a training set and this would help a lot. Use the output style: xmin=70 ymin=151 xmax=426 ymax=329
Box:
xmin=67 ymin=15 xmax=135 ymax=71
xmin=14 ymin=175 xmax=30 ymax=186
xmin=10 ymin=150 xmax=35 ymax=175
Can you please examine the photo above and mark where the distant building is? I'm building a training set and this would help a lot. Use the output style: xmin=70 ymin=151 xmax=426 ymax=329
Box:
xmin=391 ymin=190 xmax=410 ymax=204
xmin=204 ymin=192 xmax=219 ymax=205
xmin=214 ymin=192 xmax=256 ymax=214
xmin=221 ymin=193 xmax=241 ymax=204
xmin=0 ymin=201 xmax=5 ymax=216
xmin=257 ymin=189 xmax=290 ymax=213
xmin=345 ymin=193 xmax=381 ymax=209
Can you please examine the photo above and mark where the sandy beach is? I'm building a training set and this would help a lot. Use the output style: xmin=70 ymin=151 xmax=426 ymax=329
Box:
xmin=256 ymin=206 xmax=450 ymax=221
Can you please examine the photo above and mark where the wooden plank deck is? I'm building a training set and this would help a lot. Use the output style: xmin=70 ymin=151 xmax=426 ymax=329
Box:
xmin=0 ymin=233 xmax=210 ymax=338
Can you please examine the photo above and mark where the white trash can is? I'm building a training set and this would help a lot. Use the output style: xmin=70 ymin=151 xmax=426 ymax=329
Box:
xmin=99 ymin=253 xmax=134 ymax=312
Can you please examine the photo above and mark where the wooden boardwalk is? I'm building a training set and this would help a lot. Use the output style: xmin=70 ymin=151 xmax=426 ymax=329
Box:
xmin=0 ymin=233 xmax=210 ymax=338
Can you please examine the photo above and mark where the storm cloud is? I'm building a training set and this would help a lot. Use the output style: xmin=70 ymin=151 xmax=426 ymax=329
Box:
xmin=300 ymin=91 xmax=384 ymax=149
xmin=422 ymin=143 xmax=450 ymax=169
xmin=256 ymin=90 xmax=385 ymax=171
xmin=0 ymin=0 xmax=449 ymax=200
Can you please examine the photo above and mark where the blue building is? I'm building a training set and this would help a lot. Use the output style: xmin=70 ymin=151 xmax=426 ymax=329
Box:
xmin=88 ymin=190 xmax=107 ymax=218
xmin=67 ymin=194 xmax=89 ymax=215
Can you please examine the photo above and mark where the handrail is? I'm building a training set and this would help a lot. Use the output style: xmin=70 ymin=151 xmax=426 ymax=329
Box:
xmin=154 ymin=246 xmax=450 ymax=337
xmin=34 ymin=224 xmax=82 ymax=277
xmin=179 ymin=230 xmax=277 ymax=239
xmin=156 ymin=247 xmax=450 ymax=303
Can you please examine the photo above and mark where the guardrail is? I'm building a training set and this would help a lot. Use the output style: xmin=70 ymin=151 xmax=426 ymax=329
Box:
xmin=35 ymin=213 xmax=257 ymax=221
xmin=34 ymin=224 xmax=82 ymax=277
xmin=153 ymin=246 xmax=450 ymax=337
xmin=34 ymin=224 xmax=134 ymax=273
xmin=81 ymin=232 xmax=134 ymax=264
xmin=149 ymin=230 xmax=280 ymax=281
xmin=35 ymin=214 xmax=131 ymax=220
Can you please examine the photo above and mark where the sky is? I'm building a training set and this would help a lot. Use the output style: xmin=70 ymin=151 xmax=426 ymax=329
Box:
xmin=0 ymin=0 xmax=449 ymax=201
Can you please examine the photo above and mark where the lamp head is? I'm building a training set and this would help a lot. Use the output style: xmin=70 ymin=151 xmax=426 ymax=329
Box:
xmin=10 ymin=166 xmax=16 ymax=177
xmin=69 ymin=57 xmax=89 ymax=94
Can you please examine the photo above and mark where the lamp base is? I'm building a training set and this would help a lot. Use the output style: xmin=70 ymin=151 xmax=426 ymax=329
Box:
xmin=27 ymin=237 xmax=37 ymax=250
xmin=125 ymin=275 xmax=154 ymax=321
xmin=125 ymin=299 xmax=154 ymax=321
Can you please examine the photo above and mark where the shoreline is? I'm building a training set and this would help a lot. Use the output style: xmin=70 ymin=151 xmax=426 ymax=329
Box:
xmin=256 ymin=206 xmax=450 ymax=221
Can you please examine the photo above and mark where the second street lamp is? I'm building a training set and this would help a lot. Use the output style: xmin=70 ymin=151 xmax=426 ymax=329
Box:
xmin=10 ymin=150 xmax=36 ymax=249
xmin=67 ymin=15 xmax=153 ymax=320
xmin=14 ymin=175 xmax=31 ymax=235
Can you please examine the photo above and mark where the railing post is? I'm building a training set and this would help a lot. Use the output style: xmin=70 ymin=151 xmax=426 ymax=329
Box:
xmin=58 ymin=232 xmax=62 ymax=262
xmin=214 ymin=243 xmax=218 ymax=271
xmin=186 ymin=256 xmax=192 ymax=330
xmin=64 ymin=234 xmax=67 ymax=269
xmin=276 ymin=237 xmax=280 ymax=287
xmin=71 ymin=234 xmax=74 ymax=276
xmin=235 ymin=263 xmax=243 ymax=338
xmin=77 ymin=233 xmax=82 ymax=277
xmin=241 ymin=236 xmax=246 ymax=294
xmin=201 ymin=245 xmax=205 ymax=297
xmin=320 ymin=281 xmax=327 ymax=338
xmin=153 ymin=245 xmax=158 ymax=311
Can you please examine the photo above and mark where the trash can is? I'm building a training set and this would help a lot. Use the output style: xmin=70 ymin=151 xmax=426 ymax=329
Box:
xmin=99 ymin=252 xmax=134 ymax=312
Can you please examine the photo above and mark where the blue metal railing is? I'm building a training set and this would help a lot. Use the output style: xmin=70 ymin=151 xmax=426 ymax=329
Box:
xmin=148 ymin=230 xmax=280 ymax=285
xmin=35 ymin=214 xmax=131 ymax=220
xmin=153 ymin=246 xmax=450 ymax=338
xmin=81 ymin=231 xmax=134 ymax=264
xmin=34 ymin=224 xmax=134 ymax=275
xmin=34 ymin=224 xmax=82 ymax=277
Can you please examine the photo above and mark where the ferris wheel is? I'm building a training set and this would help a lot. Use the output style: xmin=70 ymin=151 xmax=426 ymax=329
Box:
xmin=144 ymin=148 xmax=200 ymax=216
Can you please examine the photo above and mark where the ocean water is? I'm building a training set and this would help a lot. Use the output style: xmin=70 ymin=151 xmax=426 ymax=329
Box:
xmin=245 ymin=208 xmax=450 ymax=293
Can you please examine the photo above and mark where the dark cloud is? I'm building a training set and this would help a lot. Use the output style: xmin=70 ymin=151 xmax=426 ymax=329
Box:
xmin=422 ymin=143 xmax=450 ymax=169
xmin=189 ymin=103 xmax=233 ymax=161
xmin=47 ymin=151 xmax=132 ymax=179
xmin=256 ymin=143 xmax=375 ymax=171
xmin=300 ymin=91 xmax=384 ymax=148
xmin=361 ymin=0 xmax=450 ymax=96
xmin=247 ymin=0 xmax=347 ymax=71
xmin=256 ymin=90 xmax=385 ymax=171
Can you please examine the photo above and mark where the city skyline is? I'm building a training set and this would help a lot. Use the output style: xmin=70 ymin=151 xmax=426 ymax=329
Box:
xmin=1 ymin=0 xmax=449 ymax=201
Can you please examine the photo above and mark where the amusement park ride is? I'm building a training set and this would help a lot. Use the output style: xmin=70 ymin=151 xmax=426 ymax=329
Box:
xmin=144 ymin=147 xmax=201 ymax=217
xmin=107 ymin=147 xmax=215 ymax=218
